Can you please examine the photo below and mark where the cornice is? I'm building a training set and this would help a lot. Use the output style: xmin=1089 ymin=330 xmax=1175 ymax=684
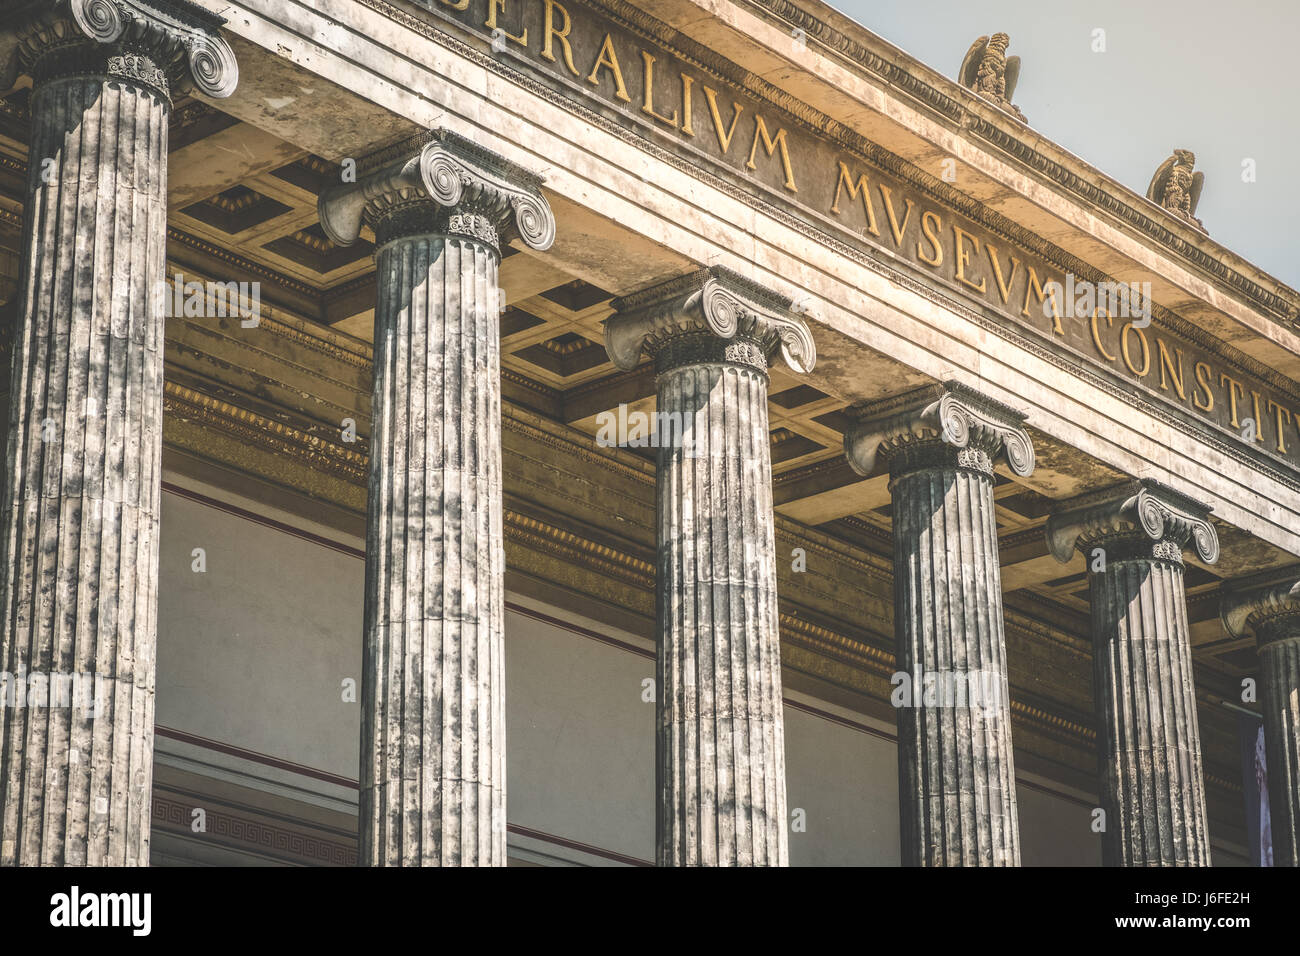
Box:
xmin=586 ymin=0 xmax=1300 ymax=344
xmin=348 ymin=0 xmax=1300 ymax=493
xmin=734 ymin=0 xmax=1298 ymax=328
xmin=164 ymin=381 xmax=368 ymax=484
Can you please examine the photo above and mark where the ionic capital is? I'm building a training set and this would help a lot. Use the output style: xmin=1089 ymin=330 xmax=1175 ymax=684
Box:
xmin=1221 ymin=577 xmax=1300 ymax=646
xmin=2 ymin=0 xmax=238 ymax=98
xmin=604 ymin=266 xmax=815 ymax=375
xmin=318 ymin=129 xmax=555 ymax=254
xmin=1045 ymin=478 xmax=1219 ymax=565
xmin=843 ymin=381 xmax=1035 ymax=478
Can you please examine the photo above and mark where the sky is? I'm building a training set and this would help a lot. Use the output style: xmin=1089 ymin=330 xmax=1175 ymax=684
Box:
xmin=831 ymin=0 xmax=1299 ymax=289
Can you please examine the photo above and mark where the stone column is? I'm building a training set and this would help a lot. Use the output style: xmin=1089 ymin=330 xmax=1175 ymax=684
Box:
xmin=606 ymin=267 xmax=815 ymax=866
xmin=844 ymin=382 xmax=1035 ymax=866
xmin=0 ymin=0 xmax=236 ymax=867
xmin=1222 ymin=578 xmax=1300 ymax=866
xmin=320 ymin=130 xmax=554 ymax=866
xmin=1046 ymin=479 xmax=1219 ymax=866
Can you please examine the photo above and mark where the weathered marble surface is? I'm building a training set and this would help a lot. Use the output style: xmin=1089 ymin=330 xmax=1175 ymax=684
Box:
xmin=0 ymin=1 xmax=236 ymax=867
xmin=1047 ymin=480 xmax=1219 ymax=866
xmin=846 ymin=383 xmax=1034 ymax=866
xmin=320 ymin=131 xmax=553 ymax=865
xmin=1222 ymin=579 xmax=1300 ymax=866
xmin=607 ymin=268 xmax=814 ymax=866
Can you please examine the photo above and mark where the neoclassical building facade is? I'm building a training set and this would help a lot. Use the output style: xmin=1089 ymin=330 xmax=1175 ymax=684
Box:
xmin=0 ymin=0 xmax=1297 ymax=867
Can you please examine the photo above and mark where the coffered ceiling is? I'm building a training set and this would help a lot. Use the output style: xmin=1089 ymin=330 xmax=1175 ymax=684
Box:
xmin=0 ymin=92 xmax=1290 ymax=699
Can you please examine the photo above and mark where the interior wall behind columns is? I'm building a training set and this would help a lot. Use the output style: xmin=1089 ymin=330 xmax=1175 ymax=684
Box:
xmin=154 ymin=482 xmax=1105 ymax=865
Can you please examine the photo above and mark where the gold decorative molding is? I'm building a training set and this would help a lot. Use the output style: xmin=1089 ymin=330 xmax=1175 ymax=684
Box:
xmin=163 ymin=381 xmax=368 ymax=485
xmin=504 ymin=511 xmax=653 ymax=589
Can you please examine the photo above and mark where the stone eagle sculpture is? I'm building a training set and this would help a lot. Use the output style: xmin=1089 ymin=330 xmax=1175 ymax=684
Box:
xmin=1147 ymin=149 xmax=1206 ymax=232
xmin=959 ymin=33 xmax=1025 ymax=122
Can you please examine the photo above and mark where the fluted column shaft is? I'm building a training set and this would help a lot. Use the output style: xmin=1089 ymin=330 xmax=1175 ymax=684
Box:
xmin=1089 ymin=537 xmax=1210 ymax=865
xmin=0 ymin=50 xmax=170 ymax=868
xmin=656 ymin=340 xmax=786 ymax=866
xmin=890 ymin=443 xmax=1020 ymax=865
xmin=361 ymin=206 xmax=505 ymax=866
xmin=1047 ymin=479 xmax=1219 ymax=867
xmin=845 ymin=383 xmax=1034 ymax=866
xmin=1258 ymin=628 xmax=1300 ymax=865
xmin=0 ymin=0 xmax=235 ymax=870
xmin=1222 ymin=580 xmax=1300 ymax=866
xmin=606 ymin=267 xmax=816 ymax=867
xmin=320 ymin=131 xmax=554 ymax=867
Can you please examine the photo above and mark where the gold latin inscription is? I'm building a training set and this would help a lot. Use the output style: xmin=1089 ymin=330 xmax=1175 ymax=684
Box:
xmin=747 ymin=116 xmax=797 ymax=192
xmin=680 ymin=74 xmax=695 ymax=135
xmin=1193 ymin=362 xmax=1215 ymax=412
xmin=952 ymin=225 xmax=986 ymax=293
xmin=878 ymin=184 xmax=914 ymax=249
xmin=830 ymin=162 xmax=881 ymax=237
xmin=587 ymin=33 xmax=631 ymax=102
xmin=639 ymin=52 xmax=677 ymax=126
xmin=1023 ymin=267 xmax=1063 ymax=335
xmin=1269 ymin=399 xmax=1293 ymax=453
xmin=985 ymin=242 xmax=1021 ymax=305
xmin=1221 ymin=373 xmax=1246 ymax=428
xmin=425 ymin=0 xmax=1300 ymax=467
xmin=1157 ymin=339 xmax=1186 ymax=400
xmin=917 ymin=210 xmax=943 ymax=267
xmin=541 ymin=0 xmax=579 ymax=76
xmin=1122 ymin=322 xmax=1150 ymax=377
xmin=1091 ymin=310 xmax=1117 ymax=362
xmin=702 ymin=86 xmax=744 ymax=154
xmin=485 ymin=0 xmax=527 ymax=46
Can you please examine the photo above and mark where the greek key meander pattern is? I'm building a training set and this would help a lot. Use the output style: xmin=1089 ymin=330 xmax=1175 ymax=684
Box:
xmin=152 ymin=795 xmax=357 ymax=865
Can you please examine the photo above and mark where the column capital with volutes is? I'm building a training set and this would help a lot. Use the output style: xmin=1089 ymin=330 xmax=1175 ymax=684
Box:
xmin=1 ymin=0 xmax=238 ymax=98
xmin=1045 ymin=478 xmax=1219 ymax=566
xmin=605 ymin=266 xmax=816 ymax=376
xmin=318 ymin=128 xmax=556 ymax=253
xmin=1221 ymin=576 xmax=1300 ymax=647
xmin=843 ymin=381 xmax=1035 ymax=480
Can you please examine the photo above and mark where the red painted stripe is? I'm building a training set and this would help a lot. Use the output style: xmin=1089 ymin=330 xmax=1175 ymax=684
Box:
xmin=155 ymin=725 xmax=358 ymax=789
xmin=161 ymin=481 xmax=367 ymax=559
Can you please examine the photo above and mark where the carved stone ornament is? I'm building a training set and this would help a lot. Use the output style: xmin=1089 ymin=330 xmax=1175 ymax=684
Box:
xmin=1221 ymin=578 xmax=1300 ymax=643
xmin=958 ymin=32 xmax=1026 ymax=122
xmin=843 ymin=380 xmax=1035 ymax=478
xmin=1044 ymin=478 xmax=1220 ymax=565
xmin=317 ymin=128 xmax=556 ymax=253
xmin=1 ymin=0 xmax=239 ymax=98
xmin=1147 ymin=148 xmax=1206 ymax=232
xmin=604 ymin=266 xmax=816 ymax=375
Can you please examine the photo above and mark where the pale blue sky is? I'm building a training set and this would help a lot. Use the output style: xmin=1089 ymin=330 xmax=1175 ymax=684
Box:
xmin=832 ymin=0 xmax=1298 ymax=289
